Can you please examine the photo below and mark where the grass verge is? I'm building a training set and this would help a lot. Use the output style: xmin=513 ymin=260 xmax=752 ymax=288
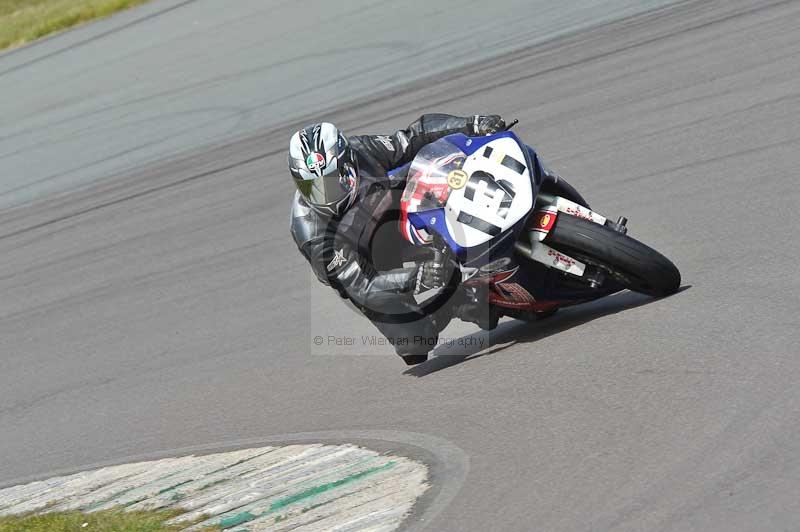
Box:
xmin=0 ymin=509 xmax=220 ymax=532
xmin=0 ymin=0 xmax=153 ymax=51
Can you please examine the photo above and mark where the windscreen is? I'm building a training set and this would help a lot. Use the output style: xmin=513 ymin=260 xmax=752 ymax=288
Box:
xmin=400 ymin=135 xmax=534 ymax=249
xmin=401 ymin=139 xmax=466 ymax=212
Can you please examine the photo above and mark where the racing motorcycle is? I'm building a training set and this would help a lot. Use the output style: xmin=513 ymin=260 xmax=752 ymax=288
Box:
xmin=395 ymin=122 xmax=681 ymax=325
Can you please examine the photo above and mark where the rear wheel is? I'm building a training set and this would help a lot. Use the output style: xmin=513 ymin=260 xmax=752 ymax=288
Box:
xmin=546 ymin=214 xmax=680 ymax=297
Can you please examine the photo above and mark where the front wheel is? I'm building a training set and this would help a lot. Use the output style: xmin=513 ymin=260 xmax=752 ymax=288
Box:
xmin=546 ymin=214 xmax=681 ymax=297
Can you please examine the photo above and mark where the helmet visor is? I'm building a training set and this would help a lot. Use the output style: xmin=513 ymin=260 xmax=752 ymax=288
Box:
xmin=295 ymin=161 xmax=357 ymax=213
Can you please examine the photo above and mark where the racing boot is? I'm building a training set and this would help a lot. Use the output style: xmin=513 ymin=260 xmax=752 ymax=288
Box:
xmin=451 ymin=285 xmax=501 ymax=330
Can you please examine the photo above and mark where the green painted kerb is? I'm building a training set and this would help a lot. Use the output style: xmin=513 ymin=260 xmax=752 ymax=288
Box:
xmin=217 ymin=461 xmax=396 ymax=528
xmin=219 ymin=511 xmax=256 ymax=528
xmin=268 ymin=461 xmax=396 ymax=512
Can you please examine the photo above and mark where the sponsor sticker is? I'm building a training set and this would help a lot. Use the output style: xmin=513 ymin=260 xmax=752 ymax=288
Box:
xmin=533 ymin=210 xmax=556 ymax=233
xmin=565 ymin=205 xmax=593 ymax=221
xmin=306 ymin=152 xmax=326 ymax=173
xmin=547 ymin=248 xmax=576 ymax=268
xmin=447 ymin=169 xmax=468 ymax=190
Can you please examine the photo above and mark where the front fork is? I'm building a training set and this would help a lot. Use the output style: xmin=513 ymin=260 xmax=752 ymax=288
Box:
xmin=514 ymin=194 xmax=627 ymax=287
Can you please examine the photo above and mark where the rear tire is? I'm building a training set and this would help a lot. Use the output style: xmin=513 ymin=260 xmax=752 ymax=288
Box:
xmin=546 ymin=214 xmax=680 ymax=297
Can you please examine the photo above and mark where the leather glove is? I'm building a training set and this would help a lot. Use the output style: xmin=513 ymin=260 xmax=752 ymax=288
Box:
xmin=471 ymin=114 xmax=506 ymax=136
xmin=414 ymin=257 xmax=454 ymax=294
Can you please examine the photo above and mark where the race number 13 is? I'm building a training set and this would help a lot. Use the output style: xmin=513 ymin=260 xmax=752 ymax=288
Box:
xmin=456 ymin=171 xmax=515 ymax=236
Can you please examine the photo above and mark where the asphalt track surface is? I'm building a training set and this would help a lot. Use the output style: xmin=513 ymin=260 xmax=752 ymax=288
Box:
xmin=1 ymin=1 xmax=800 ymax=531
xmin=0 ymin=0 xmax=669 ymax=208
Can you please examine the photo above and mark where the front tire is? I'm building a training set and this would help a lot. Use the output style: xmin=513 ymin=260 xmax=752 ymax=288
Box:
xmin=546 ymin=214 xmax=681 ymax=297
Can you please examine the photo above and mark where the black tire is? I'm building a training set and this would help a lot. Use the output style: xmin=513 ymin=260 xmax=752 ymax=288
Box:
xmin=546 ymin=214 xmax=681 ymax=297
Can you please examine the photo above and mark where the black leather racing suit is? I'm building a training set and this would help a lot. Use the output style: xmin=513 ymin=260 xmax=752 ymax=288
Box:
xmin=290 ymin=114 xmax=478 ymax=356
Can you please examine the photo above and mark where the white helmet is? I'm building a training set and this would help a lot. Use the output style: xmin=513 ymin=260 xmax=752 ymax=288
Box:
xmin=288 ymin=123 xmax=358 ymax=217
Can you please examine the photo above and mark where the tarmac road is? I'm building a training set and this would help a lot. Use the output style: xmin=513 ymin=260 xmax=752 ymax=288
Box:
xmin=0 ymin=0 xmax=669 ymax=208
xmin=1 ymin=0 xmax=800 ymax=530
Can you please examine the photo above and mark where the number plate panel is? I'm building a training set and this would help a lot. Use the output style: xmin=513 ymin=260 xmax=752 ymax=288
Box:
xmin=444 ymin=137 xmax=533 ymax=248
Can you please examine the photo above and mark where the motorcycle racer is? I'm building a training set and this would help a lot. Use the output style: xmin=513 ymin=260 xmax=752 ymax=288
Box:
xmin=288 ymin=114 xmax=506 ymax=365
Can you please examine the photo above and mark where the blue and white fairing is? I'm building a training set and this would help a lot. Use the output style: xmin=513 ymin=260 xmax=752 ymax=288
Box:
xmin=399 ymin=132 xmax=540 ymax=267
